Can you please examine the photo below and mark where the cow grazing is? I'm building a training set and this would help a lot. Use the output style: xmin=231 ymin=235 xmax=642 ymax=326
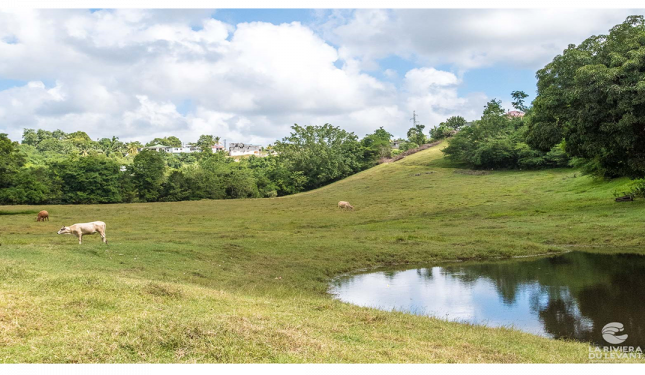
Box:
xmin=36 ymin=210 xmax=49 ymax=222
xmin=57 ymin=221 xmax=107 ymax=245
xmin=338 ymin=201 xmax=354 ymax=210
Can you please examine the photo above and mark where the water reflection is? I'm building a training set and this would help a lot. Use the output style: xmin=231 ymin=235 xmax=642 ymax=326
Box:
xmin=331 ymin=251 xmax=645 ymax=346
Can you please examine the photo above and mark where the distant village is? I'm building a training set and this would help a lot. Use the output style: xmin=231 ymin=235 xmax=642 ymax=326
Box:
xmin=139 ymin=111 xmax=523 ymax=156
xmin=139 ymin=142 xmax=264 ymax=157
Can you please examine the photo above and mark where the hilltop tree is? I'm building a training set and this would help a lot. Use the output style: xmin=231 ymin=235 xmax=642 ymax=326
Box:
xmin=146 ymin=136 xmax=181 ymax=147
xmin=445 ymin=116 xmax=467 ymax=130
xmin=195 ymin=135 xmax=217 ymax=151
xmin=511 ymin=91 xmax=529 ymax=112
xmin=362 ymin=127 xmax=393 ymax=163
xmin=98 ymin=136 xmax=126 ymax=157
xmin=431 ymin=116 xmax=467 ymax=141
xmin=407 ymin=123 xmax=426 ymax=146
xmin=526 ymin=15 xmax=645 ymax=178
xmin=22 ymin=129 xmax=38 ymax=146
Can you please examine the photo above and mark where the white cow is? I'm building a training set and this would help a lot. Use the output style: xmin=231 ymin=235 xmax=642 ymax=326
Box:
xmin=338 ymin=201 xmax=354 ymax=210
xmin=57 ymin=221 xmax=107 ymax=244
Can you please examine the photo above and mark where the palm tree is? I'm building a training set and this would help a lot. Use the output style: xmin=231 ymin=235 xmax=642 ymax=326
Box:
xmin=126 ymin=141 xmax=142 ymax=157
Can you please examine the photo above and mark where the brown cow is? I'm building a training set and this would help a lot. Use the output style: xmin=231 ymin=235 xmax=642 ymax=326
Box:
xmin=338 ymin=201 xmax=354 ymax=210
xmin=36 ymin=210 xmax=49 ymax=222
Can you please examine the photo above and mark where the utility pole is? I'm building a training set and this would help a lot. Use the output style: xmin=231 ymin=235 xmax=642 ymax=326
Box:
xmin=410 ymin=111 xmax=418 ymax=127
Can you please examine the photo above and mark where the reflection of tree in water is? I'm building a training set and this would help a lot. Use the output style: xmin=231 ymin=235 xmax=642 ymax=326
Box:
xmin=440 ymin=252 xmax=645 ymax=346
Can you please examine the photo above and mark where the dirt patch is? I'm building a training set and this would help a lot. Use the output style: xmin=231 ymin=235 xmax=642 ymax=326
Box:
xmin=453 ymin=170 xmax=491 ymax=176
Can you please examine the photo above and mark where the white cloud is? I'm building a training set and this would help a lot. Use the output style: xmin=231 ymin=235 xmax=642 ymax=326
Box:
xmin=326 ymin=9 xmax=641 ymax=70
xmin=0 ymin=9 xmax=542 ymax=144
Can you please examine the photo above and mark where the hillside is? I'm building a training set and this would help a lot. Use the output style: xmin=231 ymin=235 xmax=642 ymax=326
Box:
xmin=1 ymin=143 xmax=644 ymax=363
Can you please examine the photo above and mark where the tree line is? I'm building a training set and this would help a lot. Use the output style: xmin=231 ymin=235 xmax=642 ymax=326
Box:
xmin=0 ymin=124 xmax=396 ymax=205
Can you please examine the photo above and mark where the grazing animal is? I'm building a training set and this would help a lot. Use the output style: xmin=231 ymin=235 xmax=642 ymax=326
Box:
xmin=36 ymin=210 xmax=49 ymax=222
xmin=57 ymin=221 xmax=107 ymax=245
xmin=338 ymin=201 xmax=354 ymax=210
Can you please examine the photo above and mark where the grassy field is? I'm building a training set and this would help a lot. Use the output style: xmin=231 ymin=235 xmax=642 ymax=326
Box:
xmin=1 ymin=143 xmax=644 ymax=363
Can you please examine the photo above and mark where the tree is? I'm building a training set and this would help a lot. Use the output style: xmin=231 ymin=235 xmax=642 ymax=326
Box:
xmin=131 ymin=150 xmax=166 ymax=202
xmin=407 ymin=123 xmax=426 ymax=146
xmin=98 ymin=136 xmax=125 ymax=157
xmin=429 ymin=124 xmax=453 ymax=140
xmin=165 ymin=136 xmax=182 ymax=148
xmin=445 ymin=116 xmax=467 ymax=130
xmin=273 ymin=124 xmax=363 ymax=190
xmin=511 ymin=91 xmax=529 ymax=112
xmin=22 ymin=129 xmax=38 ymax=146
xmin=0 ymin=133 xmax=25 ymax=192
xmin=526 ymin=15 xmax=645 ymax=178
xmin=48 ymin=155 xmax=122 ymax=204
xmin=126 ymin=141 xmax=143 ymax=156
xmin=361 ymin=127 xmax=393 ymax=163
xmin=146 ymin=136 xmax=181 ymax=147
xmin=430 ymin=116 xmax=467 ymax=141
xmin=195 ymin=135 xmax=217 ymax=151
xmin=0 ymin=166 xmax=51 ymax=204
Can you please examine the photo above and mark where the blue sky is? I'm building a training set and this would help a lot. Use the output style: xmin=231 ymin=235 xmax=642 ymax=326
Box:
xmin=0 ymin=9 xmax=639 ymax=143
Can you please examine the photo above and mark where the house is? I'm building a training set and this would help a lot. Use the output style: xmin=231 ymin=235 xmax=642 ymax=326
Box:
xmin=229 ymin=143 xmax=261 ymax=156
xmin=391 ymin=140 xmax=403 ymax=149
xmin=140 ymin=144 xmax=173 ymax=153
xmin=139 ymin=143 xmax=224 ymax=154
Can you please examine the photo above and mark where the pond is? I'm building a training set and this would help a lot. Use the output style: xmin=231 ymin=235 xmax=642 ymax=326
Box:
xmin=330 ymin=251 xmax=645 ymax=346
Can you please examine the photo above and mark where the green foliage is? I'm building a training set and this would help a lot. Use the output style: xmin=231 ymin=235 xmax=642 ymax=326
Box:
xmin=48 ymin=155 xmax=122 ymax=204
xmin=443 ymin=100 xmax=570 ymax=170
xmin=273 ymin=124 xmax=364 ymax=190
xmin=195 ymin=135 xmax=219 ymax=150
xmin=131 ymin=150 xmax=166 ymax=202
xmin=445 ymin=116 xmax=467 ymax=130
xmin=406 ymin=123 xmax=426 ymax=146
xmin=3 ymin=123 xmax=398 ymax=205
xmin=361 ymin=127 xmax=393 ymax=164
xmin=0 ymin=167 xmax=51 ymax=205
xmin=160 ymin=170 xmax=194 ymax=202
xmin=0 ymin=133 xmax=25 ymax=192
xmin=429 ymin=117 xmax=465 ymax=141
xmin=146 ymin=136 xmax=182 ymax=147
xmin=622 ymin=179 xmax=645 ymax=198
xmin=511 ymin=90 xmax=529 ymax=112
xmin=399 ymin=142 xmax=419 ymax=152
xmin=527 ymin=15 xmax=645 ymax=178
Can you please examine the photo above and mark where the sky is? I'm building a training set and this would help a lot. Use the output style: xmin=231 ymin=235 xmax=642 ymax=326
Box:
xmin=0 ymin=8 xmax=642 ymax=145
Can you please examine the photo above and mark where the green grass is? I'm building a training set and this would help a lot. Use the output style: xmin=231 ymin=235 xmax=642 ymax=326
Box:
xmin=0 ymin=210 xmax=39 ymax=216
xmin=1 ymin=143 xmax=644 ymax=363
